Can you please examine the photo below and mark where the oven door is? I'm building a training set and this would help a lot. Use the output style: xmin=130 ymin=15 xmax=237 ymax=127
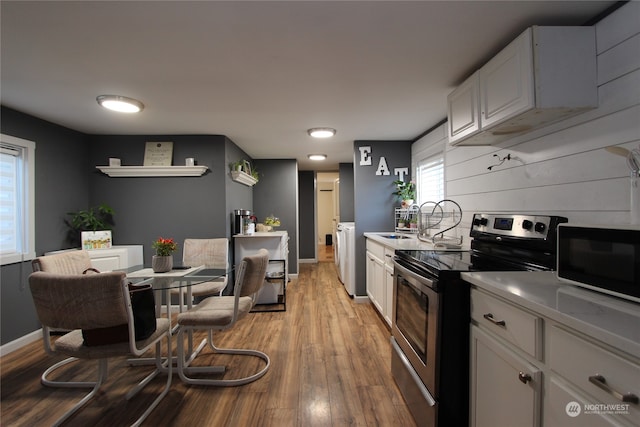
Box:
xmin=392 ymin=258 xmax=441 ymax=394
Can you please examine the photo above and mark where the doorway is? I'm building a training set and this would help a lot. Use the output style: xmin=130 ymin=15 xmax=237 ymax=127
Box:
xmin=316 ymin=172 xmax=339 ymax=262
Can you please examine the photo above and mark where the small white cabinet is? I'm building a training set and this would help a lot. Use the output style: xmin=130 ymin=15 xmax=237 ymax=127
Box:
xmin=365 ymin=239 xmax=395 ymax=327
xmin=234 ymin=231 xmax=289 ymax=304
xmin=448 ymin=26 xmax=596 ymax=146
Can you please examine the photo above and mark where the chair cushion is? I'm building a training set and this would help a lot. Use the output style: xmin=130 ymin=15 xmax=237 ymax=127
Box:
xmin=177 ymin=296 xmax=253 ymax=327
xmin=54 ymin=318 xmax=170 ymax=359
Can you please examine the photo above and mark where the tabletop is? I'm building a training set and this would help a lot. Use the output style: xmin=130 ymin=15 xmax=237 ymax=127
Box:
xmin=124 ymin=265 xmax=231 ymax=290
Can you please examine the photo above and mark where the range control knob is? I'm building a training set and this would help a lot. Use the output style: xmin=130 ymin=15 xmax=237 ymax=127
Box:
xmin=522 ymin=220 xmax=533 ymax=230
xmin=473 ymin=217 xmax=488 ymax=227
xmin=535 ymin=222 xmax=546 ymax=233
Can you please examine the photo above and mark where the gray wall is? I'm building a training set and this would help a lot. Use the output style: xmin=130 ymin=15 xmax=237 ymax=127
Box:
xmin=339 ymin=162 xmax=355 ymax=222
xmin=298 ymin=170 xmax=315 ymax=259
xmin=353 ymin=140 xmax=412 ymax=296
xmin=1 ymin=107 xmax=90 ymax=344
xmin=88 ymin=134 xmax=231 ymax=266
xmin=253 ymin=159 xmax=298 ymax=274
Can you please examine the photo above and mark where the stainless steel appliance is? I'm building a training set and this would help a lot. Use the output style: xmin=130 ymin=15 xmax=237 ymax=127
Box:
xmin=557 ymin=223 xmax=640 ymax=302
xmin=233 ymin=209 xmax=252 ymax=235
xmin=391 ymin=213 xmax=567 ymax=426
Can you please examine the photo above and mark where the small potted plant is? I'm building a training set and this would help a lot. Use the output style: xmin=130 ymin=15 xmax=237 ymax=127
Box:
xmin=65 ymin=204 xmax=115 ymax=247
xmin=393 ymin=180 xmax=416 ymax=208
xmin=151 ymin=237 xmax=178 ymax=272
xmin=409 ymin=217 xmax=418 ymax=229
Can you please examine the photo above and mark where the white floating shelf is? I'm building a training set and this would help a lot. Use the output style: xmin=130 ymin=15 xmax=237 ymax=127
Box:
xmin=96 ymin=165 xmax=209 ymax=177
xmin=230 ymin=170 xmax=258 ymax=186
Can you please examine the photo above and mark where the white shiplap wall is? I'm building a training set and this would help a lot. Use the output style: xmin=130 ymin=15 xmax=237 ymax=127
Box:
xmin=413 ymin=1 xmax=640 ymax=239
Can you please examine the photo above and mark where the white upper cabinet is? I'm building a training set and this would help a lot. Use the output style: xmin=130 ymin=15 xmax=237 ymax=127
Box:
xmin=448 ymin=26 xmax=597 ymax=146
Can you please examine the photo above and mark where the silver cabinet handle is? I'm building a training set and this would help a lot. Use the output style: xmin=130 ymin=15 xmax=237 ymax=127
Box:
xmin=483 ymin=313 xmax=506 ymax=327
xmin=518 ymin=371 xmax=532 ymax=384
xmin=589 ymin=374 xmax=639 ymax=404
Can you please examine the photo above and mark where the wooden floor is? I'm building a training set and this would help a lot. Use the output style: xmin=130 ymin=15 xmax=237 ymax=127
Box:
xmin=0 ymin=260 xmax=417 ymax=426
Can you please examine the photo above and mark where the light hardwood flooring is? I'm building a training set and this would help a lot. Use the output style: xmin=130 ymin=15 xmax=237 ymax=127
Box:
xmin=1 ymin=260 xmax=416 ymax=426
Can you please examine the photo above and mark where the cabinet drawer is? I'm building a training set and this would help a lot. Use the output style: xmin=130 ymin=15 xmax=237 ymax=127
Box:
xmin=366 ymin=239 xmax=384 ymax=260
xmin=549 ymin=326 xmax=640 ymax=425
xmin=544 ymin=377 xmax=627 ymax=427
xmin=383 ymin=247 xmax=395 ymax=268
xmin=471 ymin=288 xmax=542 ymax=359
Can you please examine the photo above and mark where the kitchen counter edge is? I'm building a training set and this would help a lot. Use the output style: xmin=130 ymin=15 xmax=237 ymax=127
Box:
xmin=461 ymin=271 xmax=640 ymax=359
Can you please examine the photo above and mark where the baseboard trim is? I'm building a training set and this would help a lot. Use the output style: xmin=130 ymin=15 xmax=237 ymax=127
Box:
xmin=1 ymin=329 xmax=42 ymax=357
xmin=353 ymin=295 xmax=370 ymax=304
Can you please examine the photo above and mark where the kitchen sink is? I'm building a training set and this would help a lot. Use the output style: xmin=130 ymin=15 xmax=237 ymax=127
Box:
xmin=380 ymin=234 xmax=411 ymax=239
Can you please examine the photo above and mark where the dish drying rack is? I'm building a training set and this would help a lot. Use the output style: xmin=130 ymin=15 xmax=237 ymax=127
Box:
xmin=417 ymin=199 xmax=463 ymax=246
xmin=394 ymin=205 xmax=420 ymax=234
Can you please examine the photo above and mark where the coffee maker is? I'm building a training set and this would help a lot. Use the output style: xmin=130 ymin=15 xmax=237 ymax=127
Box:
xmin=233 ymin=209 xmax=252 ymax=235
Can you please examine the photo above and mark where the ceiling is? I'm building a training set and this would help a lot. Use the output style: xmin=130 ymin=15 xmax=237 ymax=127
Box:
xmin=1 ymin=1 xmax=618 ymax=171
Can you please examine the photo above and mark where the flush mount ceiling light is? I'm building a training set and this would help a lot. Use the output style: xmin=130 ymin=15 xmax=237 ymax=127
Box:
xmin=307 ymin=128 xmax=336 ymax=138
xmin=308 ymin=154 xmax=327 ymax=161
xmin=97 ymin=95 xmax=144 ymax=113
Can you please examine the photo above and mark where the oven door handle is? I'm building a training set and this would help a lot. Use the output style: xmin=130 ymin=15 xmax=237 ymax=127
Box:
xmin=393 ymin=258 xmax=436 ymax=292
xmin=391 ymin=337 xmax=437 ymax=407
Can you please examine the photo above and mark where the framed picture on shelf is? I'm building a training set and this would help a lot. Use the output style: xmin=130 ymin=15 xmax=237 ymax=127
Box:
xmin=143 ymin=141 xmax=173 ymax=166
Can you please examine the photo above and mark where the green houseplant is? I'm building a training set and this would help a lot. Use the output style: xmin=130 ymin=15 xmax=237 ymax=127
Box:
xmin=65 ymin=204 xmax=115 ymax=247
xmin=393 ymin=180 xmax=416 ymax=207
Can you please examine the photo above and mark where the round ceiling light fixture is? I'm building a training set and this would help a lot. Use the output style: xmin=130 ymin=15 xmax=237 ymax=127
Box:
xmin=307 ymin=127 xmax=336 ymax=138
xmin=308 ymin=154 xmax=327 ymax=161
xmin=97 ymin=95 xmax=144 ymax=113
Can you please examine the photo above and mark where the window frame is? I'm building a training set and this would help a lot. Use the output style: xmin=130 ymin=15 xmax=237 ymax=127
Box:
xmin=0 ymin=133 xmax=36 ymax=266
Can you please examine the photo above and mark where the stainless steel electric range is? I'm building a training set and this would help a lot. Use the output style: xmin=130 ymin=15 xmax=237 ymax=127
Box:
xmin=391 ymin=213 xmax=568 ymax=427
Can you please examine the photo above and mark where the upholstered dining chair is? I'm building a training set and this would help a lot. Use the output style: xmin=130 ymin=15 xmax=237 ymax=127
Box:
xmin=31 ymin=249 xmax=93 ymax=275
xmin=31 ymin=250 xmax=96 ymax=389
xmin=176 ymin=248 xmax=270 ymax=386
xmin=170 ymin=238 xmax=229 ymax=308
xmin=29 ymin=271 xmax=172 ymax=427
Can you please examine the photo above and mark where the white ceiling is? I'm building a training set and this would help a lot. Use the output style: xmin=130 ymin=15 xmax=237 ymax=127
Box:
xmin=1 ymin=1 xmax=617 ymax=171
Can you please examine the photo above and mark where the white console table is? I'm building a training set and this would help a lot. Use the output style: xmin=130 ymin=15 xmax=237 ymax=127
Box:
xmin=233 ymin=231 xmax=288 ymax=306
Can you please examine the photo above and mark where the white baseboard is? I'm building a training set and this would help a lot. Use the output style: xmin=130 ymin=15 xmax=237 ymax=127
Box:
xmin=299 ymin=258 xmax=317 ymax=264
xmin=353 ymin=295 xmax=370 ymax=304
xmin=0 ymin=329 xmax=42 ymax=357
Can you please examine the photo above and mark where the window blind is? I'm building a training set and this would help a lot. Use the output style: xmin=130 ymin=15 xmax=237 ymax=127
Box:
xmin=416 ymin=154 xmax=444 ymax=204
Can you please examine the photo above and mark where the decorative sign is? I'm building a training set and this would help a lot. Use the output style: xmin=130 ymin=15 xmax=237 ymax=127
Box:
xmin=143 ymin=141 xmax=173 ymax=166
xmin=358 ymin=145 xmax=409 ymax=179
xmin=81 ymin=231 xmax=112 ymax=250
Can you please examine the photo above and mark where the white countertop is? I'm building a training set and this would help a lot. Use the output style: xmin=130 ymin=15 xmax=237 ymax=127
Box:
xmin=364 ymin=232 xmax=470 ymax=251
xmin=462 ymin=271 xmax=640 ymax=358
xmin=233 ymin=231 xmax=287 ymax=238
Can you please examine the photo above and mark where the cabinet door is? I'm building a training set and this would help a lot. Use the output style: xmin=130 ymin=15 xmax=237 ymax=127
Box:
xmin=471 ymin=326 xmax=541 ymax=427
xmin=366 ymin=251 xmax=384 ymax=315
xmin=480 ymin=28 xmax=534 ymax=129
xmin=447 ymin=71 xmax=481 ymax=144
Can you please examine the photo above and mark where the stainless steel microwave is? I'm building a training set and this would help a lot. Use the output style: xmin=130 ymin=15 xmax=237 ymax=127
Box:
xmin=557 ymin=224 xmax=640 ymax=303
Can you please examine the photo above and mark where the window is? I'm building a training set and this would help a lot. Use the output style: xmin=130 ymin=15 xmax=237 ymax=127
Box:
xmin=0 ymin=134 xmax=36 ymax=265
xmin=416 ymin=153 xmax=444 ymax=205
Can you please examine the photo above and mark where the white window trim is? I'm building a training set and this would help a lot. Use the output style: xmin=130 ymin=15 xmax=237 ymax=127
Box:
xmin=0 ymin=133 xmax=36 ymax=265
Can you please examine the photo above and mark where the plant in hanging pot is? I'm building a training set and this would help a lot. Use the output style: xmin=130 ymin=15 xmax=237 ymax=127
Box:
xmin=151 ymin=237 xmax=178 ymax=273
xmin=393 ymin=180 xmax=416 ymax=208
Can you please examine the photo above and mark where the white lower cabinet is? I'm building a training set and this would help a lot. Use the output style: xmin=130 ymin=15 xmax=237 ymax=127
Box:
xmin=470 ymin=287 xmax=639 ymax=427
xmin=471 ymin=325 xmax=541 ymax=427
xmin=365 ymin=239 xmax=394 ymax=327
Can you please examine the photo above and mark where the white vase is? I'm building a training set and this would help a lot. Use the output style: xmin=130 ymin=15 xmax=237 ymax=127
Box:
xmin=401 ymin=199 xmax=414 ymax=208
xmin=152 ymin=255 xmax=173 ymax=273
